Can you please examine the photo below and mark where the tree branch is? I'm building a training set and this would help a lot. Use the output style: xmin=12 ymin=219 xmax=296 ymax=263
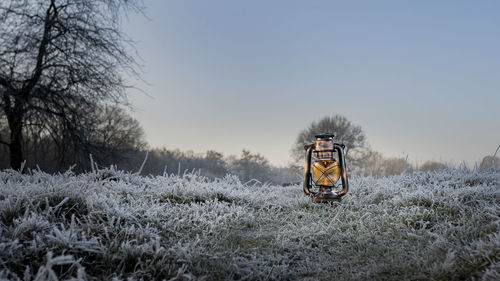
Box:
xmin=22 ymin=0 xmax=57 ymax=97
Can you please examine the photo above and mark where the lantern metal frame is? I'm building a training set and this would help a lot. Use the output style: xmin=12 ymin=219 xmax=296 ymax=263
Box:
xmin=303 ymin=134 xmax=349 ymax=203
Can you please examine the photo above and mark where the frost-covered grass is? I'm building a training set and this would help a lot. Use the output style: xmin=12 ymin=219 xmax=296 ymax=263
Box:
xmin=0 ymin=168 xmax=499 ymax=280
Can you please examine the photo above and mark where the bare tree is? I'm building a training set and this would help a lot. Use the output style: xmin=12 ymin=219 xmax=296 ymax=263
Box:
xmin=291 ymin=115 xmax=369 ymax=169
xmin=203 ymin=150 xmax=227 ymax=178
xmin=87 ymin=106 xmax=146 ymax=150
xmin=228 ymin=150 xmax=273 ymax=183
xmin=58 ymin=105 xmax=147 ymax=169
xmin=0 ymin=0 xmax=143 ymax=170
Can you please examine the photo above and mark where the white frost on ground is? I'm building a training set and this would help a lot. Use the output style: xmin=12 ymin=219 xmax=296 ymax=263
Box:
xmin=0 ymin=167 xmax=499 ymax=280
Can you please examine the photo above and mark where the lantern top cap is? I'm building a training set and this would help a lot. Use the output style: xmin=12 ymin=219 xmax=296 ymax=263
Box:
xmin=315 ymin=133 xmax=334 ymax=140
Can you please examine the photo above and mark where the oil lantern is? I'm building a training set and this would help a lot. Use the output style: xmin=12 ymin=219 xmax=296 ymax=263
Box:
xmin=303 ymin=133 xmax=349 ymax=203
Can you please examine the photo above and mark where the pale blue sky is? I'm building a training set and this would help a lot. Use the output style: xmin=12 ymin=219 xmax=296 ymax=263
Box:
xmin=124 ymin=0 xmax=500 ymax=167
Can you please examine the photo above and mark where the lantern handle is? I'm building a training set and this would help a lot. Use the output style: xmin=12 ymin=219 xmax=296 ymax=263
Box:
xmin=333 ymin=143 xmax=349 ymax=197
xmin=303 ymin=144 xmax=317 ymax=196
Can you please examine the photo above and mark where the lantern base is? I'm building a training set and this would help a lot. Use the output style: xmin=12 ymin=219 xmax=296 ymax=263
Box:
xmin=312 ymin=187 xmax=341 ymax=203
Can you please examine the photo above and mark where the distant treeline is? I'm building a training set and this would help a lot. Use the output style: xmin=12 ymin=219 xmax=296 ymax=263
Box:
xmin=1 ymin=140 xmax=497 ymax=185
xmin=1 ymin=109 xmax=498 ymax=183
xmin=0 ymin=126 xmax=297 ymax=184
xmin=357 ymin=151 xmax=499 ymax=177
xmin=126 ymin=148 xmax=298 ymax=185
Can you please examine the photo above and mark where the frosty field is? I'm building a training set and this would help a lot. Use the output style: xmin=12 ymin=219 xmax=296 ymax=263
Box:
xmin=0 ymin=168 xmax=499 ymax=280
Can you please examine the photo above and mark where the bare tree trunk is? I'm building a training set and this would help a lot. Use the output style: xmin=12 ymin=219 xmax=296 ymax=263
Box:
xmin=8 ymin=109 xmax=24 ymax=171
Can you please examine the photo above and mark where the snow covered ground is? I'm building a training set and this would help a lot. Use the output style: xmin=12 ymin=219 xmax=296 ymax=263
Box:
xmin=0 ymin=167 xmax=499 ymax=280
